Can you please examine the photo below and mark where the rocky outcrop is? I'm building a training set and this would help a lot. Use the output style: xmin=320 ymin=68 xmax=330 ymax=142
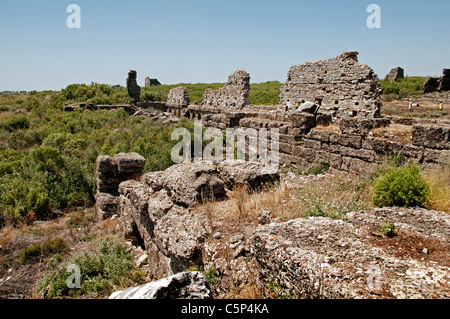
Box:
xmin=118 ymin=160 xmax=279 ymax=277
xmin=112 ymin=156 xmax=449 ymax=299
xmin=250 ymin=207 xmax=450 ymax=299
xmin=109 ymin=271 xmax=211 ymax=299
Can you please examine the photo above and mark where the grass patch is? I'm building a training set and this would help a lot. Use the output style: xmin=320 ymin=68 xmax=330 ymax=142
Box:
xmin=36 ymin=236 xmax=144 ymax=299
xmin=19 ymin=237 xmax=69 ymax=263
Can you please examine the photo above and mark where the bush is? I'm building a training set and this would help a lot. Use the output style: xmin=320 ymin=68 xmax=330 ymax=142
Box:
xmin=2 ymin=115 xmax=30 ymax=132
xmin=19 ymin=237 xmax=69 ymax=263
xmin=373 ymin=165 xmax=429 ymax=208
xmin=36 ymin=237 xmax=144 ymax=299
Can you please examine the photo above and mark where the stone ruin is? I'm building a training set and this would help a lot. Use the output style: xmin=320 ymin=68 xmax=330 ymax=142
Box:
xmin=279 ymin=51 xmax=382 ymax=118
xmin=201 ymin=70 xmax=250 ymax=109
xmin=423 ymin=69 xmax=450 ymax=93
xmin=166 ymin=86 xmax=189 ymax=107
xmin=386 ymin=67 xmax=404 ymax=82
xmin=145 ymin=76 xmax=161 ymax=87
xmin=97 ymin=154 xmax=450 ymax=299
xmin=163 ymin=52 xmax=449 ymax=173
xmin=95 ymin=152 xmax=145 ymax=219
xmin=127 ymin=70 xmax=141 ymax=104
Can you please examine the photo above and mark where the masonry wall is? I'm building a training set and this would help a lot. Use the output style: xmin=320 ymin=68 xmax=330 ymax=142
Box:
xmin=279 ymin=52 xmax=382 ymax=118
xmin=180 ymin=105 xmax=449 ymax=174
xmin=201 ymin=70 xmax=250 ymax=109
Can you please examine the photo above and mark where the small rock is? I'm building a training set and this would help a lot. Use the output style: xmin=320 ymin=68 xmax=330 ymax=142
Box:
xmin=135 ymin=254 xmax=149 ymax=267
xmin=213 ymin=232 xmax=222 ymax=240
xmin=422 ymin=248 xmax=429 ymax=255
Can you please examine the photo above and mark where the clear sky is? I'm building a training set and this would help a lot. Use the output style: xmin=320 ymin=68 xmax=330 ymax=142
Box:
xmin=1 ymin=0 xmax=449 ymax=91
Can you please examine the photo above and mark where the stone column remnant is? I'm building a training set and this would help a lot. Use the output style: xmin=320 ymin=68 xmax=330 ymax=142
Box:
xmin=127 ymin=70 xmax=141 ymax=104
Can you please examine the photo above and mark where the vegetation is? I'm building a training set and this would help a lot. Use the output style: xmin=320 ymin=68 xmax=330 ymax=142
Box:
xmin=36 ymin=237 xmax=144 ymax=299
xmin=378 ymin=220 xmax=396 ymax=237
xmin=372 ymin=164 xmax=430 ymax=208
xmin=0 ymin=86 xmax=195 ymax=225
xmin=380 ymin=76 xmax=427 ymax=101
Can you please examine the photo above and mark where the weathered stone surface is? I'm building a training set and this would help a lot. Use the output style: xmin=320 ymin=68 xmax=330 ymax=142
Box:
xmin=297 ymin=101 xmax=320 ymax=114
xmin=339 ymin=117 xmax=390 ymax=136
xmin=109 ymin=271 xmax=211 ymax=299
xmin=113 ymin=152 xmax=146 ymax=174
xmin=167 ymin=86 xmax=190 ymax=107
xmin=217 ymin=160 xmax=279 ymax=189
xmin=95 ymin=153 xmax=146 ymax=219
xmin=154 ymin=162 xmax=225 ymax=207
xmin=127 ymin=70 xmax=141 ymax=104
xmin=95 ymin=192 xmax=119 ymax=219
xmin=412 ymin=124 xmax=450 ymax=150
xmin=386 ymin=67 xmax=404 ymax=82
xmin=250 ymin=208 xmax=450 ymax=299
xmin=202 ymin=70 xmax=250 ymax=109
xmin=279 ymin=52 xmax=382 ymax=118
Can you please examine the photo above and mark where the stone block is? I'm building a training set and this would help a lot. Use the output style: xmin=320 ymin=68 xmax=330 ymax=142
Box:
xmin=412 ymin=124 xmax=450 ymax=150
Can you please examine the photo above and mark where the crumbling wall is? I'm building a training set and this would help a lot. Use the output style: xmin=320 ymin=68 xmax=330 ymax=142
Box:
xmin=127 ymin=70 xmax=141 ymax=104
xmin=279 ymin=52 xmax=382 ymax=118
xmin=422 ymin=69 xmax=450 ymax=93
xmin=386 ymin=67 xmax=404 ymax=82
xmin=167 ymin=86 xmax=190 ymax=107
xmin=202 ymin=70 xmax=250 ymax=109
xmin=95 ymin=153 xmax=145 ymax=219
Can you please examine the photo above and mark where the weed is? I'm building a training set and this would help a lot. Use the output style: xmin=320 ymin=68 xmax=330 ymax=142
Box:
xmin=378 ymin=220 xmax=396 ymax=237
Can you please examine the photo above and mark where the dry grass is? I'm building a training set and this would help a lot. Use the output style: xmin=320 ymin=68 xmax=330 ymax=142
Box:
xmin=423 ymin=165 xmax=450 ymax=213
xmin=315 ymin=124 xmax=340 ymax=131
xmin=370 ymin=124 xmax=412 ymax=144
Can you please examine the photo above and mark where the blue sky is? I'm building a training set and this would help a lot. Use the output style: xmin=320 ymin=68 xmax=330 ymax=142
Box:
xmin=1 ymin=0 xmax=449 ymax=91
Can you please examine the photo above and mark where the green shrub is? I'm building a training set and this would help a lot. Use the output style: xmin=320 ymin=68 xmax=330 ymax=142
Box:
xmin=378 ymin=220 xmax=396 ymax=237
xmin=2 ymin=115 xmax=30 ymax=132
xmin=373 ymin=165 xmax=429 ymax=208
xmin=37 ymin=237 xmax=144 ymax=299
xmin=19 ymin=237 xmax=69 ymax=263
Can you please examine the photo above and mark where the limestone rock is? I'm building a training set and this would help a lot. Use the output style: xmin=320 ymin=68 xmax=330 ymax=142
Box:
xmin=412 ymin=124 xmax=450 ymax=150
xmin=113 ymin=152 xmax=146 ymax=174
xmin=297 ymin=101 xmax=320 ymax=115
xmin=250 ymin=207 xmax=450 ymax=299
xmin=217 ymin=160 xmax=279 ymax=190
xmin=109 ymin=271 xmax=211 ymax=299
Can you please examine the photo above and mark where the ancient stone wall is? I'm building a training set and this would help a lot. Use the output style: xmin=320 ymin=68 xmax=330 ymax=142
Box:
xmin=423 ymin=69 xmax=450 ymax=93
xmin=386 ymin=67 xmax=404 ymax=82
xmin=167 ymin=86 xmax=190 ymax=107
xmin=279 ymin=52 xmax=382 ymax=118
xmin=202 ymin=70 xmax=250 ymax=109
xmin=95 ymin=152 xmax=145 ymax=219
